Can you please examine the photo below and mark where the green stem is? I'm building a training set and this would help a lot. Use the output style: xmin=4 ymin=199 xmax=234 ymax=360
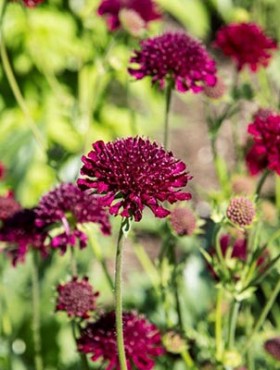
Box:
xmin=31 ymin=253 xmax=43 ymax=370
xmin=172 ymin=253 xmax=185 ymax=334
xmin=227 ymin=300 xmax=240 ymax=349
xmin=255 ymin=169 xmax=270 ymax=198
xmin=0 ymin=35 xmax=45 ymax=151
xmin=163 ymin=83 xmax=173 ymax=149
xmin=115 ymin=219 xmax=128 ymax=370
xmin=181 ymin=349 xmax=195 ymax=368
xmin=215 ymin=288 xmax=224 ymax=361
xmin=244 ymin=277 xmax=280 ymax=352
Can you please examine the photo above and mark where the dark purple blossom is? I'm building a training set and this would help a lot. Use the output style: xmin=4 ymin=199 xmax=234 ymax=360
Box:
xmin=78 ymin=137 xmax=192 ymax=222
xmin=128 ymin=32 xmax=217 ymax=93
xmin=0 ymin=192 xmax=21 ymax=221
xmin=0 ymin=208 xmax=47 ymax=266
xmin=77 ymin=311 xmax=164 ymax=370
xmin=264 ymin=337 xmax=280 ymax=361
xmin=56 ymin=276 xmax=99 ymax=319
xmin=97 ymin=0 xmax=161 ymax=32
xmin=35 ymin=183 xmax=111 ymax=254
xmin=214 ymin=22 xmax=277 ymax=72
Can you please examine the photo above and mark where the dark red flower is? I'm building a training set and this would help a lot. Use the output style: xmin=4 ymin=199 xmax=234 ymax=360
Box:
xmin=78 ymin=137 xmax=192 ymax=222
xmin=128 ymin=32 xmax=217 ymax=93
xmin=77 ymin=311 xmax=164 ymax=370
xmin=36 ymin=183 xmax=111 ymax=254
xmin=23 ymin=0 xmax=44 ymax=7
xmin=56 ymin=276 xmax=99 ymax=319
xmin=264 ymin=337 xmax=280 ymax=361
xmin=0 ymin=208 xmax=47 ymax=266
xmin=214 ymin=22 xmax=277 ymax=72
xmin=97 ymin=0 xmax=161 ymax=32
xmin=0 ymin=192 xmax=21 ymax=221
xmin=245 ymin=110 xmax=280 ymax=175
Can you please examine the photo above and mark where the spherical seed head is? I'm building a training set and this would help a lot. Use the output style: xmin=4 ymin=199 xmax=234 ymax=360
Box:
xmin=119 ymin=9 xmax=145 ymax=37
xmin=78 ymin=137 xmax=192 ymax=222
xmin=0 ymin=208 xmax=47 ymax=266
xmin=169 ymin=207 xmax=196 ymax=236
xmin=56 ymin=277 xmax=99 ymax=319
xmin=226 ymin=197 xmax=255 ymax=227
xmin=203 ymin=76 xmax=226 ymax=99
xmin=214 ymin=22 xmax=277 ymax=72
xmin=128 ymin=32 xmax=217 ymax=93
xmin=264 ymin=337 xmax=280 ymax=361
xmin=97 ymin=0 xmax=161 ymax=32
xmin=246 ymin=111 xmax=280 ymax=175
xmin=77 ymin=311 xmax=164 ymax=370
xmin=36 ymin=183 xmax=111 ymax=253
xmin=0 ymin=193 xmax=21 ymax=221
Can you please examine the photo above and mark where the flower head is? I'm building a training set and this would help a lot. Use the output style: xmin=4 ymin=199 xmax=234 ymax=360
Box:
xmin=0 ymin=192 xmax=21 ymax=221
xmin=77 ymin=311 xmax=164 ymax=370
xmin=203 ymin=76 xmax=226 ymax=99
xmin=0 ymin=208 xmax=47 ymax=266
xmin=56 ymin=276 xmax=99 ymax=319
xmin=23 ymin=0 xmax=44 ymax=7
xmin=36 ymin=183 xmax=111 ymax=254
xmin=78 ymin=137 xmax=192 ymax=222
xmin=119 ymin=9 xmax=145 ymax=37
xmin=245 ymin=110 xmax=280 ymax=175
xmin=226 ymin=197 xmax=255 ymax=227
xmin=97 ymin=0 xmax=161 ymax=32
xmin=264 ymin=337 xmax=280 ymax=361
xmin=0 ymin=162 xmax=5 ymax=180
xmin=214 ymin=22 xmax=277 ymax=72
xmin=169 ymin=206 xmax=196 ymax=236
xmin=128 ymin=32 xmax=217 ymax=93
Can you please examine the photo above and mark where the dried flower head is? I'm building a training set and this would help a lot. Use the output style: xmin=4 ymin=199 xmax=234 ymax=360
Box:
xmin=119 ymin=9 xmax=145 ymax=37
xmin=78 ymin=137 xmax=192 ymax=222
xmin=264 ymin=337 xmax=280 ymax=361
xmin=214 ymin=22 xmax=277 ymax=71
xmin=97 ymin=0 xmax=161 ymax=32
xmin=36 ymin=183 xmax=111 ymax=253
xmin=128 ymin=32 xmax=217 ymax=93
xmin=77 ymin=311 xmax=164 ymax=369
xmin=169 ymin=206 xmax=196 ymax=236
xmin=0 ymin=192 xmax=21 ymax=221
xmin=56 ymin=276 xmax=99 ymax=319
xmin=203 ymin=76 xmax=226 ymax=99
xmin=0 ymin=208 xmax=47 ymax=266
xmin=226 ymin=197 xmax=255 ymax=227
xmin=246 ymin=110 xmax=280 ymax=175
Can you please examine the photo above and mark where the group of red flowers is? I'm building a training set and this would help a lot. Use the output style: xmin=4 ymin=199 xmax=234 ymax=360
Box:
xmin=3 ymin=0 xmax=280 ymax=368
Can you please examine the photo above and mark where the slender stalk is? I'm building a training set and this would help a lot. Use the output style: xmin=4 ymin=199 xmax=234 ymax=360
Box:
xmin=181 ymin=349 xmax=195 ymax=368
xmin=227 ymin=300 xmax=240 ymax=349
xmin=255 ymin=169 xmax=270 ymax=198
xmin=31 ymin=253 xmax=43 ymax=370
xmin=0 ymin=37 xmax=45 ymax=151
xmin=215 ymin=288 xmax=224 ymax=361
xmin=115 ymin=219 xmax=128 ymax=370
xmin=163 ymin=83 xmax=173 ymax=149
xmin=244 ymin=278 xmax=280 ymax=352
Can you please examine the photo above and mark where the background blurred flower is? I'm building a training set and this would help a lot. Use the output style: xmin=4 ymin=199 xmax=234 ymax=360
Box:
xmin=78 ymin=137 xmax=192 ymax=221
xmin=169 ymin=206 xmax=196 ymax=236
xmin=128 ymin=32 xmax=217 ymax=93
xmin=214 ymin=22 xmax=277 ymax=71
xmin=246 ymin=110 xmax=280 ymax=175
xmin=0 ymin=192 xmax=21 ymax=221
xmin=77 ymin=311 xmax=164 ymax=369
xmin=0 ymin=208 xmax=47 ymax=266
xmin=23 ymin=0 xmax=44 ymax=7
xmin=97 ymin=0 xmax=161 ymax=32
xmin=264 ymin=337 xmax=280 ymax=361
xmin=56 ymin=276 xmax=99 ymax=319
xmin=36 ymin=183 xmax=111 ymax=254
xmin=0 ymin=162 xmax=5 ymax=180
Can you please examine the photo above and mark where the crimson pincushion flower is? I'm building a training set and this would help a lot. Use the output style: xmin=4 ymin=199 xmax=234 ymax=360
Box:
xmin=214 ymin=22 xmax=277 ymax=72
xmin=77 ymin=137 xmax=192 ymax=222
xmin=35 ymin=183 xmax=111 ymax=254
xmin=0 ymin=208 xmax=47 ymax=266
xmin=56 ymin=276 xmax=99 ymax=319
xmin=97 ymin=0 xmax=161 ymax=32
xmin=77 ymin=311 xmax=164 ymax=370
xmin=128 ymin=32 xmax=217 ymax=93
xmin=245 ymin=110 xmax=280 ymax=175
